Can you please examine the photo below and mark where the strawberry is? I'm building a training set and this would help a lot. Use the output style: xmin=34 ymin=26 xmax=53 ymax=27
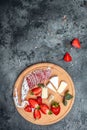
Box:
xmin=33 ymin=109 xmax=41 ymax=119
xmin=31 ymin=87 xmax=42 ymax=95
xmin=51 ymin=101 xmax=60 ymax=115
xmin=24 ymin=105 xmax=32 ymax=112
xmin=63 ymin=52 xmax=72 ymax=62
xmin=40 ymin=103 xmax=52 ymax=114
xmin=72 ymin=38 xmax=81 ymax=48
xmin=28 ymin=98 xmax=40 ymax=109
xmin=37 ymin=96 xmax=42 ymax=105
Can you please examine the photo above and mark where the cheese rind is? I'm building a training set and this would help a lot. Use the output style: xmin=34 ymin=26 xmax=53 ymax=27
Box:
xmin=13 ymin=88 xmax=29 ymax=108
xmin=46 ymin=82 xmax=56 ymax=92
xmin=50 ymin=76 xmax=59 ymax=89
xmin=42 ymin=87 xmax=48 ymax=99
xmin=21 ymin=78 xmax=29 ymax=100
xmin=57 ymin=81 xmax=67 ymax=94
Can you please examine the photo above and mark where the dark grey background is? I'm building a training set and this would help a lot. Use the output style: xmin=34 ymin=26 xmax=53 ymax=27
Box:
xmin=0 ymin=0 xmax=87 ymax=130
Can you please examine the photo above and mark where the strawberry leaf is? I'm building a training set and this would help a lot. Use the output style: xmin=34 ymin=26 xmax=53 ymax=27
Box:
xmin=65 ymin=93 xmax=73 ymax=100
xmin=63 ymin=99 xmax=67 ymax=106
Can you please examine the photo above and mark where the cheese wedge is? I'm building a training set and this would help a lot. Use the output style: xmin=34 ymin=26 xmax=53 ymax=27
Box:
xmin=42 ymin=87 xmax=48 ymax=99
xmin=48 ymin=95 xmax=54 ymax=103
xmin=46 ymin=82 xmax=56 ymax=92
xmin=50 ymin=76 xmax=59 ymax=89
xmin=57 ymin=81 xmax=67 ymax=94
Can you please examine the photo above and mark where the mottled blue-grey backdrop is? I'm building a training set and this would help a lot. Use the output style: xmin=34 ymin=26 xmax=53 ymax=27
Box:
xmin=0 ymin=0 xmax=87 ymax=130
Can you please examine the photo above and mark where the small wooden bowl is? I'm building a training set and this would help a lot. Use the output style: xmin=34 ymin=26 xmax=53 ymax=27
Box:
xmin=13 ymin=63 xmax=75 ymax=125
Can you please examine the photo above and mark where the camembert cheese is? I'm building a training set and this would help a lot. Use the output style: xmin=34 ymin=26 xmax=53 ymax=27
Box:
xmin=50 ymin=76 xmax=59 ymax=89
xmin=46 ymin=82 xmax=56 ymax=92
xmin=57 ymin=81 xmax=67 ymax=94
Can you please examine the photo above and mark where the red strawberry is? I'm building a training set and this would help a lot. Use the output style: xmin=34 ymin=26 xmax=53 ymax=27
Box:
xmin=33 ymin=109 xmax=41 ymax=119
xmin=40 ymin=103 xmax=52 ymax=114
xmin=72 ymin=38 xmax=81 ymax=48
xmin=31 ymin=87 xmax=42 ymax=95
xmin=51 ymin=101 xmax=60 ymax=115
xmin=37 ymin=96 xmax=42 ymax=105
xmin=24 ymin=105 xmax=32 ymax=112
xmin=28 ymin=98 xmax=40 ymax=109
xmin=63 ymin=52 xmax=72 ymax=62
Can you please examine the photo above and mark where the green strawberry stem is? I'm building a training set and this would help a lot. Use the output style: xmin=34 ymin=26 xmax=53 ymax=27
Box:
xmin=30 ymin=91 xmax=34 ymax=95
xmin=51 ymin=101 xmax=59 ymax=107
xmin=48 ymin=110 xmax=52 ymax=115
xmin=36 ymin=105 xmax=40 ymax=110
xmin=38 ymin=83 xmax=45 ymax=87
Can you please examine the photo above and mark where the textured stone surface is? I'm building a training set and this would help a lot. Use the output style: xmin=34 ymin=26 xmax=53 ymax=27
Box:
xmin=0 ymin=0 xmax=87 ymax=130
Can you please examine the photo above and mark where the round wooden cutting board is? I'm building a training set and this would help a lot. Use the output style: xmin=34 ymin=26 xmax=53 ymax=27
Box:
xmin=13 ymin=63 xmax=75 ymax=125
